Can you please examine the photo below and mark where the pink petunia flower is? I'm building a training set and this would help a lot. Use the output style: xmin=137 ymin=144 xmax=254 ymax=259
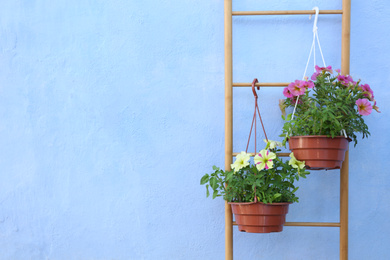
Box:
xmin=304 ymin=80 xmax=314 ymax=89
xmin=360 ymin=84 xmax=374 ymax=100
xmin=356 ymin=98 xmax=372 ymax=116
xmin=288 ymin=80 xmax=306 ymax=96
xmin=311 ymin=65 xmax=334 ymax=80
xmin=337 ymin=74 xmax=354 ymax=86
xmin=291 ymin=96 xmax=303 ymax=105
xmin=311 ymin=71 xmax=320 ymax=80
xmin=335 ymin=69 xmax=341 ymax=74
xmin=315 ymin=65 xmax=333 ymax=74
xmin=283 ymin=87 xmax=293 ymax=98
xmin=373 ymin=100 xmax=381 ymax=113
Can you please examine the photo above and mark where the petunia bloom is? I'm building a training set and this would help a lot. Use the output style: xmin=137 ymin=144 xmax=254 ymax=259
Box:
xmin=372 ymin=100 xmax=381 ymax=113
xmin=288 ymin=153 xmax=305 ymax=171
xmin=283 ymin=87 xmax=293 ymax=98
xmin=263 ymin=139 xmax=283 ymax=150
xmin=303 ymin=80 xmax=315 ymax=89
xmin=288 ymin=80 xmax=306 ymax=96
xmin=315 ymin=65 xmax=333 ymax=74
xmin=311 ymin=71 xmax=320 ymax=80
xmin=360 ymin=84 xmax=374 ymax=101
xmin=337 ymin=74 xmax=354 ymax=86
xmin=356 ymin=98 xmax=372 ymax=116
xmin=254 ymin=149 xmax=276 ymax=171
xmin=231 ymin=151 xmax=250 ymax=172
xmin=311 ymin=65 xmax=333 ymax=80
xmin=291 ymin=96 xmax=303 ymax=105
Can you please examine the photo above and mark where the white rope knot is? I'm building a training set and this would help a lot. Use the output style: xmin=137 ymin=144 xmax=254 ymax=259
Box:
xmin=310 ymin=7 xmax=319 ymax=33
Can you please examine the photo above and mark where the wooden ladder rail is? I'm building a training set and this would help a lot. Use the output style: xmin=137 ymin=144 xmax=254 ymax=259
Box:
xmin=224 ymin=1 xmax=351 ymax=260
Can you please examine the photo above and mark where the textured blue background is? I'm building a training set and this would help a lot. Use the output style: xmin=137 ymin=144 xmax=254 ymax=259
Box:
xmin=0 ymin=0 xmax=389 ymax=259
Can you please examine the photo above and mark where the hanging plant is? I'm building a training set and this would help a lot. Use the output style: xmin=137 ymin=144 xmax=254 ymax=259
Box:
xmin=279 ymin=66 xmax=380 ymax=169
xmin=200 ymin=140 xmax=309 ymax=233
xmin=201 ymin=79 xmax=310 ymax=233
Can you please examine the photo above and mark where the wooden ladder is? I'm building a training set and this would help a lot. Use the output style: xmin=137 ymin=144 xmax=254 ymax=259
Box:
xmin=224 ymin=1 xmax=351 ymax=259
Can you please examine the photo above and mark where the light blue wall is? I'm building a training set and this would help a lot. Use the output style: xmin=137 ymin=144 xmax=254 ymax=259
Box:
xmin=0 ymin=0 xmax=388 ymax=259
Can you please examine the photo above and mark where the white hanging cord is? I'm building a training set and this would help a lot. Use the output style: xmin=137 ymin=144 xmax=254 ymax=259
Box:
xmin=311 ymin=7 xmax=345 ymax=137
xmin=316 ymin=30 xmax=326 ymax=67
xmin=341 ymin=129 xmax=347 ymax=138
xmin=288 ymin=7 xmax=347 ymax=138
xmin=290 ymin=95 xmax=300 ymax=122
xmin=311 ymin=7 xmax=319 ymax=33
xmin=313 ymin=29 xmax=316 ymax=71
xmin=302 ymin=34 xmax=315 ymax=80
xmin=312 ymin=7 xmax=318 ymax=71
xmin=289 ymin=7 xmax=325 ymax=130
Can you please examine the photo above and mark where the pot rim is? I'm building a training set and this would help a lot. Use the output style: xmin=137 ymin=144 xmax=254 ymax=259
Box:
xmin=289 ymin=135 xmax=352 ymax=142
xmin=228 ymin=201 xmax=292 ymax=205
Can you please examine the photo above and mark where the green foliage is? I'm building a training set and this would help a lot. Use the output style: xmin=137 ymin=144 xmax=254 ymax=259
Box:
xmin=280 ymin=71 xmax=372 ymax=146
xmin=200 ymin=148 xmax=309 ymax=204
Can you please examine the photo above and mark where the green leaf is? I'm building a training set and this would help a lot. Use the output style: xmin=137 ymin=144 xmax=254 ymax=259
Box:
xmin=206 ymin=184 xmax=210 ymax=197
xmin=227 ymin=171 xmax=234 ymax=181
xmin=200 ymin=174 xmax=209 ymax=185
xmin=273 ymin=193 xmax=281 ymax=199
xmin=212 ymin=166 xmax=219 ymax=171
xmin=210 ymin=177 xmax=218 ymax=190
xmin=213 ymin=190 xmax=219 ymax=199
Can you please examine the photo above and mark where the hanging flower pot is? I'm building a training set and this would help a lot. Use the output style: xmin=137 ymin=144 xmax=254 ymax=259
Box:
xmin=280 ymin=65 xmax=380 ymax=171
xmin=288 ymin=135 xmax=350 ymax=170
xmin=200 ymin=79 xmax=309 ymax=235
xmin=229 ymin=202 xmax=290 ymax=233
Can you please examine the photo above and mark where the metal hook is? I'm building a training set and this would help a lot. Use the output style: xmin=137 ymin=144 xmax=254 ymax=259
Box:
xmin=251 ymin=78 xmax=259 ymax=98
xmin=310 ymin=7 xmax=319 ymax=33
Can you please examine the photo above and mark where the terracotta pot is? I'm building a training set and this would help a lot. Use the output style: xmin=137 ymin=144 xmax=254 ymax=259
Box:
xmin=288 ymin=135 xmax=350 ymax=170
xmin=229 ymin=202 xmax=290 ymax=233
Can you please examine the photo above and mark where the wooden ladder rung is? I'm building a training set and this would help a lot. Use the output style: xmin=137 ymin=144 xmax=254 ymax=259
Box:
xmin=232 ymin=221 xmax=341 ymax=227
xmin=233 ymin=82 xmax=289 ymax=87
xmin=233 ymin=152 xmax=290 ymax=157
xmin=232 ymin=10 xmax=343 ymax=16
xmin=285 ymin=222 xmax=341 ymax=227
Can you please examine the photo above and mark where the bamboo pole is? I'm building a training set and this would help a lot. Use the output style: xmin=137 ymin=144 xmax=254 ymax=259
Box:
xmin=233 ymin=82 xmax=289 ymax=87
xmin=232 ymin=221 xmax=341 ymax=227
xmin=340 ymin=150 xmax=349 ymax=259
xmin=341 ymin=0 xmax=351 ymax=75
xmin=232 ymin=10 xmax=343 ymax=16
xmin=224 ymin=0 xmax=233 ymax=260
xmin=340 ymin=0 xmax=351 ymax=259
xmin=233 ymin=152 xmax=290 ymax=157
xmin=284 ymin=222 xmax=341 ymax=227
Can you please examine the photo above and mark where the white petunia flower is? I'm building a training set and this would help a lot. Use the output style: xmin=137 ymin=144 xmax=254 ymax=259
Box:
xmin=231 ymin=151 xmax=250 ymax=173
